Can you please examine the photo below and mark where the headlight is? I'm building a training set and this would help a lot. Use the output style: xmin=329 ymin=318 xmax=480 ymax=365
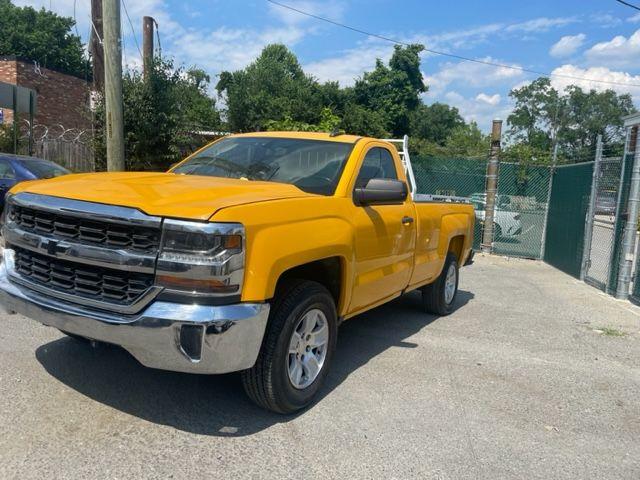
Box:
xmin=156 ymin=220 xmax=245 ymax=304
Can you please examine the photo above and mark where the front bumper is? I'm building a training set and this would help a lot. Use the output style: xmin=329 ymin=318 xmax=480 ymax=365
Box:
xmin=0 ymin=252 xmax=270 ymax=374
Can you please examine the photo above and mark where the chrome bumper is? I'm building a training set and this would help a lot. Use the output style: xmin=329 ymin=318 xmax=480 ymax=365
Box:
xmin=0 ymin=255 xmax=270 ymax=374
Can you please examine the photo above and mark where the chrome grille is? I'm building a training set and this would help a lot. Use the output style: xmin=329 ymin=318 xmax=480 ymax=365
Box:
xmin=12 ymin=246 xmax=154 ymax=304
xmin=9 ymin=204 xmax=160 ymax=252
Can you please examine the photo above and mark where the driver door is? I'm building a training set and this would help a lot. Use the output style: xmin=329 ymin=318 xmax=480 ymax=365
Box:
xmin=348 ymin=146 xmax=415 ymax=314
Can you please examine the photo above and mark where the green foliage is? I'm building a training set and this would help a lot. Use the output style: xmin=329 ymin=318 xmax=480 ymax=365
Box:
xmin=340 ymin=103 xmax=389 ymax=138
xmin=0 ymin=0 xmax=89 ymax=78
xmin=410 ymin=103 xmax=464 ymax=146
xmin=0 ymin=123 xmax=15 ymax=153
xmin=501 ymin=142 xmax=553 ymax=166
xmin=507 ymin=77 xmax=637 ymax=162
xmin=353 ymin=44 xmax=427 ymax=136
xmin=217 ymin=44 xmax=323 ymax=132
xmin=94 ymin=59 xmax=220 ymax=171
xmin=265 ymin=108 xmax=341 ymax=133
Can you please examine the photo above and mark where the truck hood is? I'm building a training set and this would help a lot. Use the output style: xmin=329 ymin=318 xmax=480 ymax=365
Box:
xmin=9 ymin=172 xmax=310 ymax=220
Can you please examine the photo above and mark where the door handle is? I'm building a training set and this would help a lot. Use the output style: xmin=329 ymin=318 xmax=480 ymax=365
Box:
xmin=402 ymin=216 xmax=414 ymax=225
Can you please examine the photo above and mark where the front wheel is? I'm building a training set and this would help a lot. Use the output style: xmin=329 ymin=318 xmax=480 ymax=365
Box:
xmin=422 ymin=253 xmax=459 ymax=316
xmin=241 ymin=280 xmax=337 ymax=414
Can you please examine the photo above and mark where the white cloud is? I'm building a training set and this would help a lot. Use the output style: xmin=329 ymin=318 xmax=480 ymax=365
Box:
xmin=504 ymin=16 xmax=577 ymax=33
xmin=305 ymin=42 xmax=393 ymax=85
xmin=476 ymin=93 xmax=501 ymax=106
xmin=439 ymin=91 xmax=510 ymax=128
xmin=549 ymin=64 xmax=640 ymax=101
xmin=549 ymin=34 xmax=586 ymax=58
xmin=630 ymin=13 xmax=640 ymax=23
xmin=589 ymin=13 xmax=623 ymax=28
xmin=424 ymin=57 xmax=524 ymax=97
xmin=585 ymin=29 xmax=640 ymax=68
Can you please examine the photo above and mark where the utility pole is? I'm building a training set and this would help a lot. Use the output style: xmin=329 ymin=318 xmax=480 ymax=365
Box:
xmin=142 ymin=16 xmax=155 ymax=80
xmin=481 ymin=119 xmax=502 ymax=253
xmin=90 ymin=0 xmax=104 ymax=91
xmin=102 ymin=0 xmax=125 ymax=171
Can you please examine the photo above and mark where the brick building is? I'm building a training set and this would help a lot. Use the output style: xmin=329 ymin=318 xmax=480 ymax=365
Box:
xmin=0 ymin=56 xmax=90 ymax=131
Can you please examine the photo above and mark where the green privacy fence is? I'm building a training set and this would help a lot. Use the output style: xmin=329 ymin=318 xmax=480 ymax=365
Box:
xmin=493 ymin=163 xmax=552 ymax=259
xmin=543 ymin=162 xmax=594 ymax=278
xmin=413 ymin=157 xmax=488 ymax=250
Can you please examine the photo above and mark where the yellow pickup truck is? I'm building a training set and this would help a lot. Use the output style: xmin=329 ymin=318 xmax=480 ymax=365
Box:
xmin=0 ymin=132 xmax=474 ymax=413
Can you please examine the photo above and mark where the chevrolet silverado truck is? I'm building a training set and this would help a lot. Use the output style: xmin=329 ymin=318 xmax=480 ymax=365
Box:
xmin=0 ymin=132 xmax=474 ymax=413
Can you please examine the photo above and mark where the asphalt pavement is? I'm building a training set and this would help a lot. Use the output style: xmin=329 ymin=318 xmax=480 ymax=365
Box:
xmin=0 ymin=254 xmax=639 ymax=479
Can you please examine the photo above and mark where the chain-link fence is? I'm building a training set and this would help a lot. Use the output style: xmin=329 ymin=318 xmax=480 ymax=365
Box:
xmin=413 ymin=157 xmax=551 ymax=257
xmin=582 ymin=152 xmax=624 ymax=291
xmin=493 ymin=163 xmax=551 ymax=259
xmin=413 ymin=157 xmax=487 ymax=250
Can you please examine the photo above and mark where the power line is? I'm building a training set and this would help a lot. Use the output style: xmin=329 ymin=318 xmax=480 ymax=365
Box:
xmin=616 ymin=0 xmax=640 ymax=12
xmin=121 ymin=0 xmax=142 ymax=58
xmin=266 ymin=0 xmax=640 ymax=88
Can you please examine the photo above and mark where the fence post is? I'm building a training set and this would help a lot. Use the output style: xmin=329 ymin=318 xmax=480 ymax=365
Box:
xmin=539 ymin=144 xmax=560 ymax=260
xmin=616 ymin=125 xmax=640 ymax=299
xmin=580 ymin=135 xmax=602 ymax=280
xmin=481 ymin=119 xmax=502 ymax=253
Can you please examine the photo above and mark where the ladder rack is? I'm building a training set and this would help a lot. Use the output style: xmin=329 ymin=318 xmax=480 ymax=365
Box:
xmin=382 ymin=135 xmax=417 ymax=198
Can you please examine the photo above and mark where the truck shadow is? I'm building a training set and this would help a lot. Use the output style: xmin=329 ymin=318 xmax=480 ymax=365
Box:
xmin=35 ymin=289 xmax=474 ymax=437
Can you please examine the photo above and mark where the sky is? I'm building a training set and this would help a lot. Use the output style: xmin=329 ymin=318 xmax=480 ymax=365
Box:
xmin=14 ymin=0 xmax=640 ymax=130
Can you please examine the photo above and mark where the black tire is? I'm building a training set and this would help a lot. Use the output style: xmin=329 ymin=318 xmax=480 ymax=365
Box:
xmin=422 ymin=253 xmax=459 ymax=316
xmin=241 ymin=280 xmax=338 ymax=414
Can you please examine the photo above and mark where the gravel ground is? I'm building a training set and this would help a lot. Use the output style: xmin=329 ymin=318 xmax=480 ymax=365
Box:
xmin=0 ymin=254 xmax=639 ymax=480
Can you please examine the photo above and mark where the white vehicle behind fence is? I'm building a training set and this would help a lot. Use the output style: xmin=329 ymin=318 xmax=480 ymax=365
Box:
xmin=470 ymin=193 xmax=522 ymax=239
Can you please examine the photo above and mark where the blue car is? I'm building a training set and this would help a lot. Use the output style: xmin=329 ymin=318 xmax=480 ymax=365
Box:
xmin=0 ymin=153 xmax=70 ymax=212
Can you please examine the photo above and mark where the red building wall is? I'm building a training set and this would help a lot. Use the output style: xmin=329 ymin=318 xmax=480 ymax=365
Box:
xmin=0 ymin=56 xmax=90 ymax=131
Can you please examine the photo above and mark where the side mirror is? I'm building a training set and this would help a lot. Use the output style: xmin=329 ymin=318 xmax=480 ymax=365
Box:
xmin=354 ymin=178 xmax=408 ymax=206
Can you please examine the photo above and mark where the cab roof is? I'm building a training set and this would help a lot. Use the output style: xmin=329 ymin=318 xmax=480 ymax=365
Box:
xmin=230 ymin=131 xmax=364 ymax=144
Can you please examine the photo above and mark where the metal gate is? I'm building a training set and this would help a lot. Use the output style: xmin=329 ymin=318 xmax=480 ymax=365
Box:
xmin=581 ymin=155 xmax=624 ymax=291
xmin=543 ymin=162 xmax=594 ymax=278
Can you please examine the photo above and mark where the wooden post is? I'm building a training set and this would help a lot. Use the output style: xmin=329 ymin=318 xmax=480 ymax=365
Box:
xmin=12 ymin=85 xmax=18 ymax=154
xmin=102 ymin=0 xmax=125 ymax=171
xmin=90 ymin=0 xmax=104 ymax=91
xmin=481 ymin=119 xmax=503 ymax=253
xmin=143 ymin=16 xmax=155 ymax=80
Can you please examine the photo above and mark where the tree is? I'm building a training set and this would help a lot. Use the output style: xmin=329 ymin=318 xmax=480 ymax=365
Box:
xmin=0 ymin=0 xmax=89 ymax=78
xmin=94 ymin=59 xmax=220 ymax=171
xmin=353 ymin=44 xmax=427 ymax=136
xmin=507 ymin=77 xmax=636 ymax=162
xmin=265 ymin=107 xmax=341 ymax=133
xmin=216 ymin=44 xmax=322 ymax=132
xmin=442 ymin=122 xmax=490 ymax=157
xmin=410 ymin=103 xmax=464 ymax=146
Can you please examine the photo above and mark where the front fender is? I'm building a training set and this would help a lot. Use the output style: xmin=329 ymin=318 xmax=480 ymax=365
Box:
xmin=241 ymin=217 xmax=353 ymax=313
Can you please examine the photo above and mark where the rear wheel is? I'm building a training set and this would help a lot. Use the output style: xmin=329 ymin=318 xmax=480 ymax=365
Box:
xmin=241 ymin=280 xmax=337 ymax=414
xmin=422 ymin=253 xmax=459 ymax=316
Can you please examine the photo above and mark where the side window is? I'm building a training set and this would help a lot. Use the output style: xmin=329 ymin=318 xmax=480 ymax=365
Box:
xmin=0 ymin=160 xmax=15 ymax=180
xmin=355 ymin=147 xmax=398 ymax=188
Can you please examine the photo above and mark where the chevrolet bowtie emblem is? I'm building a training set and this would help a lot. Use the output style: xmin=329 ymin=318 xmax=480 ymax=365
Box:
xmin=44 ymin=239 xmax=59 ymax=256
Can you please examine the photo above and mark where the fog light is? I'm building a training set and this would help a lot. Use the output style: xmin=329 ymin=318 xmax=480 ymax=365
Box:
xmin=179 ymin=324 xmax=204 ymax=362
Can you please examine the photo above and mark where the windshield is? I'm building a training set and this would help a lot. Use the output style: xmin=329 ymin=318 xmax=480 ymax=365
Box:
xmin=172 ymin=137 xmax=354 ymax=195
xmin=22 ymin=159 xmax=70 ymax=179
